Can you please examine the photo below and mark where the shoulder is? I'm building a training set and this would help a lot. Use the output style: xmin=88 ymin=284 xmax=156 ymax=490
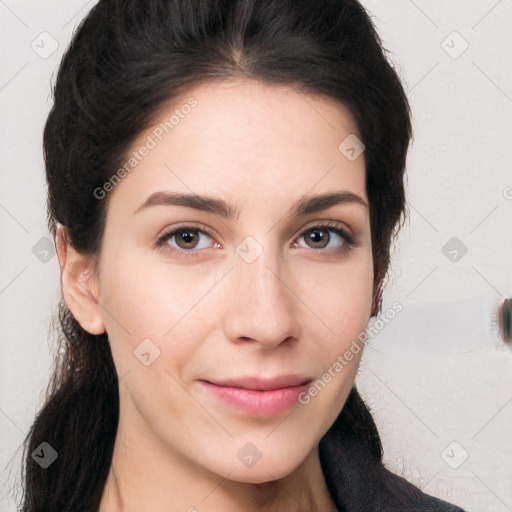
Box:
xmin=319 ymin=434 xmax=467 ymax=512
xmin=371 ymin=464 xmax=467 ymax=512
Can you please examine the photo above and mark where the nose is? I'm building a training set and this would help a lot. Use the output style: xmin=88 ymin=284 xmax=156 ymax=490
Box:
xmin=222 ymin=239 xmax=301 ymax=349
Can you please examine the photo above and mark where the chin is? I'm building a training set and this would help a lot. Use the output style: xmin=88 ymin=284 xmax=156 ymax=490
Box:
xmin=220 ymin=443 xmax=310 ymax=485
xmin=225 ymin=463 xmax=297 ymax=485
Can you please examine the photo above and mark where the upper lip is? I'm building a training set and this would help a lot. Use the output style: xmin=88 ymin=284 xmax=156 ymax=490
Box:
xmin=202 ymin=375 xmax=313 ymax=391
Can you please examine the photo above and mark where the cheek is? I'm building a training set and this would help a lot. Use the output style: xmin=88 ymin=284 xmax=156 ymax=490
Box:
xmin=295 ymin=255 xmax=374 ymax=331
xmin=293 ymin=262 xmax=372 ymax=410
xmin=292 ymin=259 xmax=373 ymax=391
xmin=98 ymin=249 xmax=222 ymax=370
xmin=100 ymin=246 xmax=210 ymax=329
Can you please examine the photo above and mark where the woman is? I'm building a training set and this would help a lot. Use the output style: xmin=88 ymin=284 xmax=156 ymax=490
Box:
xmin=18 ymin=0 xmax=467 ymax=510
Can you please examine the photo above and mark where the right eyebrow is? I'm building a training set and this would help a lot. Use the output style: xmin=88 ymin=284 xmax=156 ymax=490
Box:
xmin=133 ymin=191 xmax=241 ymax=218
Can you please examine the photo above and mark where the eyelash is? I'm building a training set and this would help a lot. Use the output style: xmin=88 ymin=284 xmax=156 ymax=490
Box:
xmin=154 ymin=221 xmax=358 ymax=260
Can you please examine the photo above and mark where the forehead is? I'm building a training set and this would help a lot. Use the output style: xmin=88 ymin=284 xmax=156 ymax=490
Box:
xmin=166 ymin=79 xmax=362 ymax=154
xmin=107 ymin=79 xmax=367 ymax=214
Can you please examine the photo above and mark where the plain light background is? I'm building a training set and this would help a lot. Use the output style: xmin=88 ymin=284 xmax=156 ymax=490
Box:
xmin=1 ymin=1 xmax=511 ymax=511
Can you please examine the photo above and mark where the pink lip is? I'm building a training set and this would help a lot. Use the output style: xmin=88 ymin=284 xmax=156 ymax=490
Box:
xmin=200 ymin=375 xmax=313 ymax=416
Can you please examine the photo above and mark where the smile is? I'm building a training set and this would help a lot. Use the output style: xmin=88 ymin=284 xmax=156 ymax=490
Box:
xmin=199 ymin=375 xmax=313 ymax=416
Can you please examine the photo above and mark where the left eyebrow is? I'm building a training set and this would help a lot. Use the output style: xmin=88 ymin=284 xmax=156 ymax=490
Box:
xmin=294 ymin=191 xmax=368 ymax=215
xmin=133 ymin=190 xmax=368 ymax=218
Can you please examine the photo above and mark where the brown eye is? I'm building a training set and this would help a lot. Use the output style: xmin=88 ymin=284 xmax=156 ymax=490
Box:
xmin=303 ymin=227 xmax=331 ymax=249
xmin=295 ymin=225 xmax=355 ymax=254
xmin=173 ymin=228 xmax=202 ymax=249
xmin=156 ymin=226 xmax=215 ymax=258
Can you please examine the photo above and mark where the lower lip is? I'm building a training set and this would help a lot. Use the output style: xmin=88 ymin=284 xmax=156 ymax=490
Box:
xmin=201 ymin=381 xmax=311 ymax=416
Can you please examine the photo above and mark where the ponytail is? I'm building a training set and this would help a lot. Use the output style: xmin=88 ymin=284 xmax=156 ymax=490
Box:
xmin=19 ymin=302 xmax=119 ymax=511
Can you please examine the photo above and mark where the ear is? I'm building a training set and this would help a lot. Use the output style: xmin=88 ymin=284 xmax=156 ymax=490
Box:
xmin=56 ymin=224 xmax=106 ymax=335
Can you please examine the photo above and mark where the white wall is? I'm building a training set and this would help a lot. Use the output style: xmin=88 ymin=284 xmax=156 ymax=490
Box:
xmin=1 ymin=1 xmax=511 ymax=511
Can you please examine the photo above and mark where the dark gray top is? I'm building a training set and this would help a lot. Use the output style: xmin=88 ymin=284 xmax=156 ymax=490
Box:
xmin=319 ymin=427 xmax=467 ymax=512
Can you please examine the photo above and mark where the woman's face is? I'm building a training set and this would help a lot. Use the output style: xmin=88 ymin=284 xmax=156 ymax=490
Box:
xmin=92 ymin=79 xmax=373 ymax=483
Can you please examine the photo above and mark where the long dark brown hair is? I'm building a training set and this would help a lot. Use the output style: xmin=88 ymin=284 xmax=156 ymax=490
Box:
xmin=15 ymin=0 xmax=412 ymax=510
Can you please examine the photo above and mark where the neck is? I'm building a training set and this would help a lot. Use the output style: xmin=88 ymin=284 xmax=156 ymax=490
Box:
xmin=98 ymin=392 xmax=337 ymax=512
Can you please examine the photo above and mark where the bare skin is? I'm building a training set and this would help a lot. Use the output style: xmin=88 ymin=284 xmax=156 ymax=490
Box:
xmin=58 ymin=79 xmax=373 ymax=511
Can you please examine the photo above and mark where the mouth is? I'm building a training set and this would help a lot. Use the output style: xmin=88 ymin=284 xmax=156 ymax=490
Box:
xmin=199 ymin=375 xmax=313 ymax=416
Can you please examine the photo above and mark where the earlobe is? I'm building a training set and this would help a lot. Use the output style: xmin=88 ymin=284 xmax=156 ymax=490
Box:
xmin=56 ymin=224 xmax=106 ymax=335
